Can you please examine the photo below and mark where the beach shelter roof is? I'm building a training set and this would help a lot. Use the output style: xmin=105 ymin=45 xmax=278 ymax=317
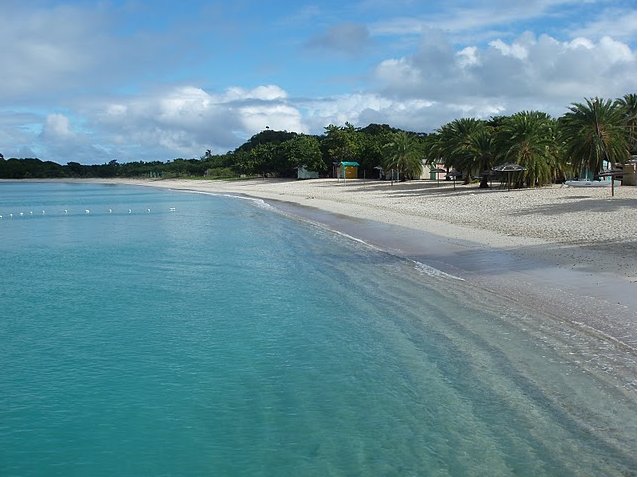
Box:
xmin=340 ymin=161 xmax=360 ymax=167
xmin=492 ymin=163 xmax=525 ymax=190
xmin=492 ymin=163 xmax=525 ymax=172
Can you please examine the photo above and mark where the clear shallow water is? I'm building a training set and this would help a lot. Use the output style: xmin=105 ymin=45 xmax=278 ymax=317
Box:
xmin=0 ymin=181 xmax=635 ymax=476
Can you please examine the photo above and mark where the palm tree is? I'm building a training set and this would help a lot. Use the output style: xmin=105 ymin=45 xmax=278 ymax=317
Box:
xmin=383 ymin=131 xmax=423 ymax=182
xmin=559 ymin=97 xmax=629 ymax=179
xmin=437 ymin=118 xmax=485 ymax=183
xmin=495 ymin=111 xmax=558 ymax=187
xmin=464 ymin=124 xmax=496 ymax=188
xmin=614 ymin=93 xmax=637 ymax=155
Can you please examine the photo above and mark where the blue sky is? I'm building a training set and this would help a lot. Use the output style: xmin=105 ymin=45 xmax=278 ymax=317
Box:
xmin=1 ymin=0 xmax=636 ymax=164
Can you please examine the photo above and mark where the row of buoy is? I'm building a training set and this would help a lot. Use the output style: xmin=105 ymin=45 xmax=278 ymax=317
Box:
xmin=0 ymin=207 xmax=176 ymax=219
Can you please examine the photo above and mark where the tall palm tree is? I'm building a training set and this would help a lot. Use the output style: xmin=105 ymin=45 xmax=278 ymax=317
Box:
xmin=614 ymin=93 xmax=637 ymax=155
xmin=383 ymin=131 xmax=423 ymax=181
xmin=464 ymin=125 xmax=496 ymax=188
xmin=437 ymin=118 xmax=485 ymax=183
xmin=496 ymin=111 xmax=558 ymax=187
xmin=559 ymin=97 xmax=629 ymax=179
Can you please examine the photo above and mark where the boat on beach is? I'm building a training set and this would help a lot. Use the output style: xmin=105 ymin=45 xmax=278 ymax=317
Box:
xmin=565 ymin=179 xmax=621 ymax=188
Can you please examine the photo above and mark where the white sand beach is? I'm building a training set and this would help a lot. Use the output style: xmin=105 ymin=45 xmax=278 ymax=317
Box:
xmin=108 ymin=177 xmax=637 ymax=350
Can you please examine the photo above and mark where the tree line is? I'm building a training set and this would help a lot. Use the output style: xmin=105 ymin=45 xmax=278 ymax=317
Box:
xmin=1 ymin=94 xmax=635 ymax=187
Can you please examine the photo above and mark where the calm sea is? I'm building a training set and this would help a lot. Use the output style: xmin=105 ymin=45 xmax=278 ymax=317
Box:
xmin=0 ymin=181 xmax=635 ymax=476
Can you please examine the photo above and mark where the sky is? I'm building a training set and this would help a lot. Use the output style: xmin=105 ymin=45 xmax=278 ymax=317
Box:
xmin=1 ymin=0 xmax=636 ymax=165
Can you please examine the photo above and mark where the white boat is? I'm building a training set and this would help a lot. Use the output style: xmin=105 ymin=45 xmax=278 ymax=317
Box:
xmin=565 ymin=179 xmax=621 ymax=188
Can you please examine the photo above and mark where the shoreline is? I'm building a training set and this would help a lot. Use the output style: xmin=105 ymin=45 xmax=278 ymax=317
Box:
xmin=117 ymin=177 xmax=636 ymax=351
xmin=9 ymin=177 xmax=637 ymax=352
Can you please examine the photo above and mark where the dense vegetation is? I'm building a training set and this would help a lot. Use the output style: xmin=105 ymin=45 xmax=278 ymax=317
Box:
xmin=1 ymin=95 xmax=635 ymax=188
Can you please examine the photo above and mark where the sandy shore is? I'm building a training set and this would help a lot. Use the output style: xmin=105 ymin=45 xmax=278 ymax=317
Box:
xmin=122 ymin=177 xmax=636 ymax=273
xmin=101 ymin=177 xmax=637 ymax=351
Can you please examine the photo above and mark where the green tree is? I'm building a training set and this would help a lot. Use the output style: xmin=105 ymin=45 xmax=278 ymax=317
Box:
xmin=464 ymin=125 xmax=497 ymax=188
xmin=356 ymin=124 xmax=402 ymax=177
xmin=436 ymin=118 xmax=485 ymax=183
xmin=322 ymin=123 xmax=361 ymax=173
xmin=383 ymin=131 xmax=423 ymax=181
xmin=281 ymin=135 xmax=326 ymax=173
xmin=559 ymin=97 xmax=630 ymax=179
xmin=496 ymin=111 xmax=558 ymax=187
xmin=614 ymin=93 xmax=637 ymax=156
xmin=249 ymin=143 xmax=276 ymax=176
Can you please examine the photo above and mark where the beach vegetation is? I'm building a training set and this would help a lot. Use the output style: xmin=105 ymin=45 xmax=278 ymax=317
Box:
xmin=614 ymin=93 xmax=637 ymax=156
xmin=356 ymin=124 xmax=406 ymax=178
xmin=322 ymin=123 xmax=362 ymax=167
xmin=383 ymin=131 xmax=424 ymax=180
xmin=428 ymin=118 xmax=493 ymax=186
xmin=495 ymin=111 xmax=559 ymax=187
xmin=281 ymin=135 xmax=326 ymax=173
xmin=464 ymin=124 xmax=497 ymax=188
xmin=559 ymin=97 xmax=631 ymax=180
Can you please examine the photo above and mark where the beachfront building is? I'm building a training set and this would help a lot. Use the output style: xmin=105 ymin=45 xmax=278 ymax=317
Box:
xmin=337 ymin=161 xmax=359 ymax=179
xmin=426 ymin=162 xmax=447 ymax=181
xmin=621 ymin=156 xmax=636 ymax=186
xmin=419 ymin=159 xmax=430 ymax=180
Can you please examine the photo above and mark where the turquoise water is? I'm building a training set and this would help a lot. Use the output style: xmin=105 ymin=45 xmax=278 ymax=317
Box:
xmin=0 ymin=181 xmax=635 ymax=476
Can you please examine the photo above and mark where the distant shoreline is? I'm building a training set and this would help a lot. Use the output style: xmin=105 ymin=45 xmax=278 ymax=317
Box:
xmin=10 ymin=177 xmax=637 ymax=351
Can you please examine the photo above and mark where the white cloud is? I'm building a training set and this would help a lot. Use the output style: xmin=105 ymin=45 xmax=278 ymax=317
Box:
xmin=238 ymin=104 xmax=305 ymax=134
xmin=42 ymin=114 xmax=73 ymax=139
xmin=373 ymin=31 xmax=636 ymax=117
xmin=489 ymin=39 xmax=529 ymax=60
xmin=224 ymin=85 xmax=288 ymax=101
xmin=375 ymin=58 xmax=423 ymax=90
xmin=457 ymin=47 xmax=479 ymax=67
xmin=86 ymin=85 xmax=307 ymax=161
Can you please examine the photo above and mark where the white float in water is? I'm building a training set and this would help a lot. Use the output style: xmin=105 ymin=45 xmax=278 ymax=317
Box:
xmin=169 ymin=207 xmax=176 ymax=212
xmin=85 ymin=209 xmax=90 ymax=214
xmin=109 ymin=209 xmax=112 ymax=214
xmin=128 ymin=209 xmax=132 ymax=214
xmin=64 ymin=210 xmax=68 ymax=215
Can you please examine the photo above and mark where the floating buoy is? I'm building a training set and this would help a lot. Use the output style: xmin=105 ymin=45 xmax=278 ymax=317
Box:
xmin=128 ymin=209 xmax=132 ymax=214
xmin=169 ymin=207 xmax=176 ymax=212
xmin=85 ymin=209 xmax=90 ymax=214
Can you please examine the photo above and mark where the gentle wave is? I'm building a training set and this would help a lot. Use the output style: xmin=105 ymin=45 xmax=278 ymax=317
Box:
xmin=170 ymin=188 xmax=275 ymax=210
xmin=246 ymin=197 xmax=465 ymax=282
xmin=411 ymin=259 xmax=465 ymax=281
